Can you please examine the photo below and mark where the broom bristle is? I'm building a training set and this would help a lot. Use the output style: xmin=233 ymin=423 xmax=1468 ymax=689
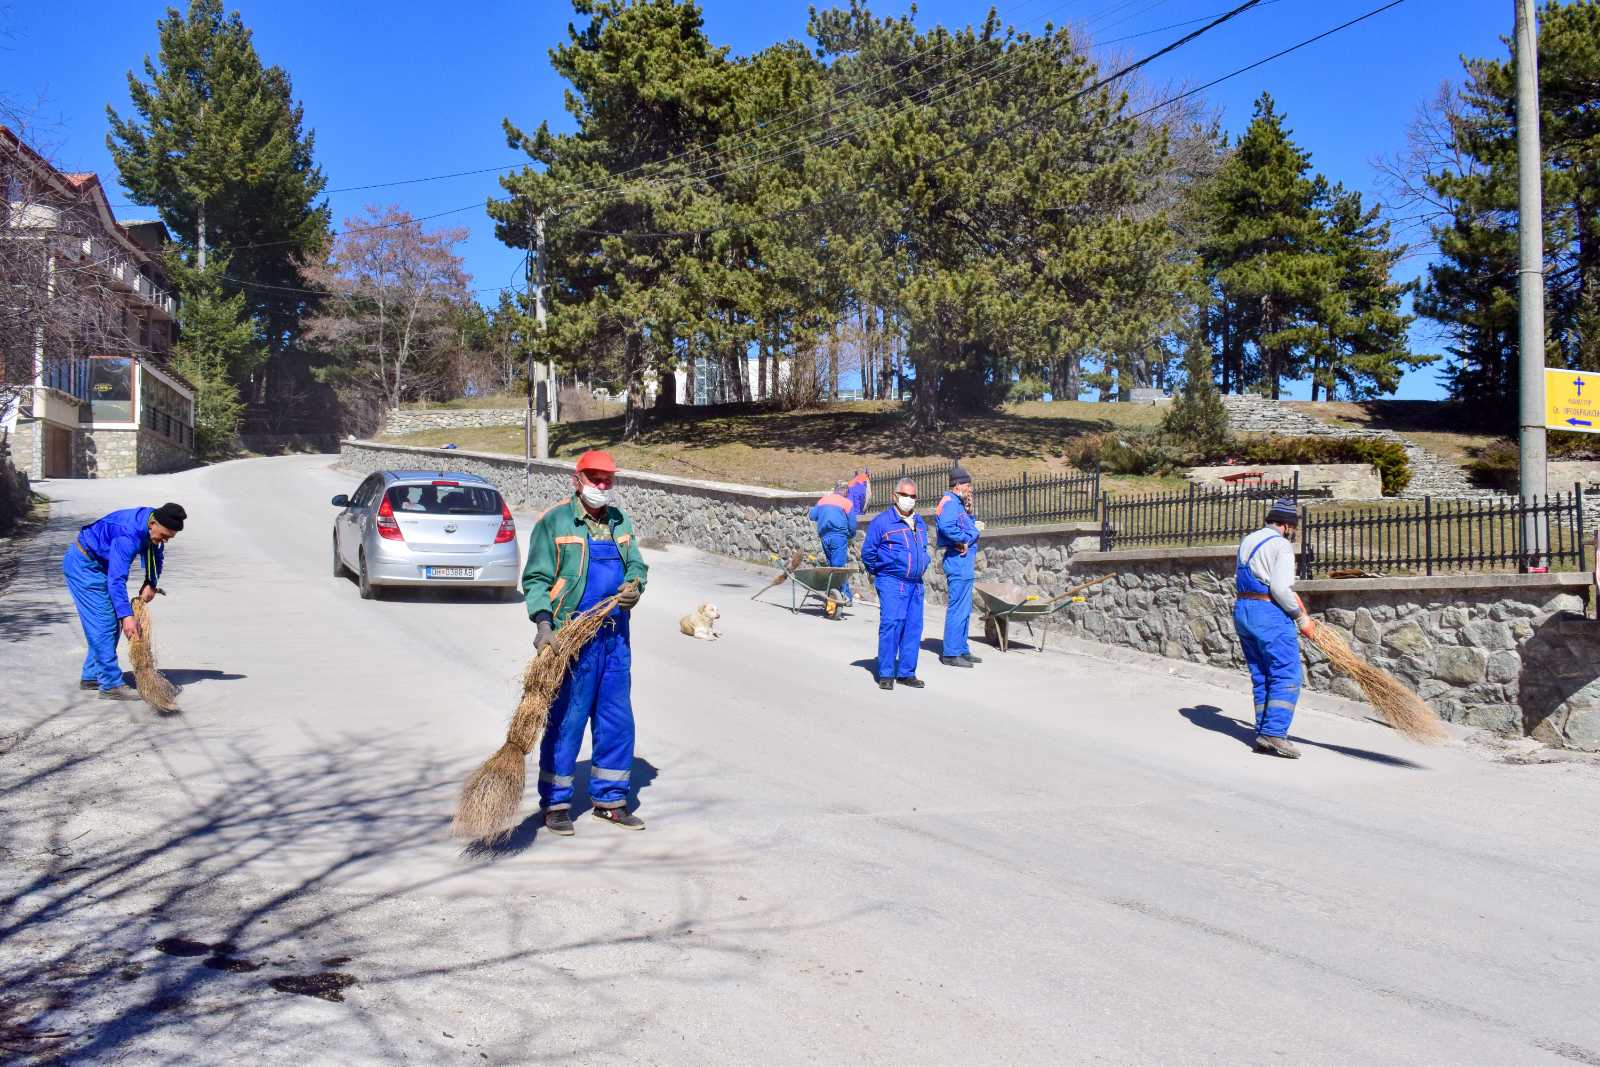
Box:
xmin=130 ymin=600 xmax=180 ymax=713
xmin=1307 ymin=624 xmax=1448 ymax=743
xmin=451 ymin=742 xmax=529 ymax=843
xmin=452 ymin=593 xmax=626 ymax=844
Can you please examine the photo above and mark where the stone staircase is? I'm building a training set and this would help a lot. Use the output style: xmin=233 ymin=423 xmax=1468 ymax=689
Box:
xmin=1219 ymin=394 xmax=1496 ymax=500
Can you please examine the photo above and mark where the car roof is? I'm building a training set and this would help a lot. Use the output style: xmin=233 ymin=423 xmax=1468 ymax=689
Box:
xmin=381 ymin=470 xmax=495 ymax=488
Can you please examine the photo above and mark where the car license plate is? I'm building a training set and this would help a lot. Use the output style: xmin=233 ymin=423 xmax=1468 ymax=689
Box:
xmin=425 ymin=566 xmax=476 ymax=579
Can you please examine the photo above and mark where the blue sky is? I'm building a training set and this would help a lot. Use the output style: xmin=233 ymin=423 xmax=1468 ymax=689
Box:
xmin=5 ymin=0 xmax=1515 ymax=400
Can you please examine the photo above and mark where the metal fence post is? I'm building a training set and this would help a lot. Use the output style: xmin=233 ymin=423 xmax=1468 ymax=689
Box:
xmin=1574 ymin=483 xmax=1584 ymax=572
xmin=1100 ymin=491 xmax=1111 ymax=552
xmin=1184 ymin=481 xmax=1196 ymax=547
xmin=1424 ymin=495 xmax=1433 ymax=577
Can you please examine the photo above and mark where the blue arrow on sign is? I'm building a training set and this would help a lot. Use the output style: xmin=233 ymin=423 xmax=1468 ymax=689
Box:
xmin=1567 ymin=418 xmax=1592 ymax=427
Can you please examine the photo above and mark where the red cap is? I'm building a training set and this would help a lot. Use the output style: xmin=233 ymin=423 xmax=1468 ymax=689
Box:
xmin=575 ymin=450 xmax=618 ymax=475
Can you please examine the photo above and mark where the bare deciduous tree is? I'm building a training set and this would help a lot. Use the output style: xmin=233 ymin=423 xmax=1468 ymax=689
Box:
xmin=303 ymin=205 xmax=471 ymax=412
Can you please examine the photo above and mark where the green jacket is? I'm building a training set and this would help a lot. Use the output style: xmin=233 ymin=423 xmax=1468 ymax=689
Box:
xmin=520 ymin=495 xmax=649 ymax=629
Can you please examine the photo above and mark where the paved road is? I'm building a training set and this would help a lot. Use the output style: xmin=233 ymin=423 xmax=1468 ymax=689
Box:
xmin=3 ymin=455 xmax=1600 ymax=1065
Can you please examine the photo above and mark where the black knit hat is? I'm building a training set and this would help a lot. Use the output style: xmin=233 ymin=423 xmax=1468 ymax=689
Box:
xmin=152 ymin=502 xmax=187 ymax=532
xmin=1265 ymin=497 xmax=1298 ymax=525
xmin=949 ymin=463 xmax=972 ymax=487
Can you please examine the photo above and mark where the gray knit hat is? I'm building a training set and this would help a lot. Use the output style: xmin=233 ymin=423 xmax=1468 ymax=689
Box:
xmin=1265 ymin=497 xmax=1298 ymax=525
xmin=949 ymin=463 xmax=972 ymax=487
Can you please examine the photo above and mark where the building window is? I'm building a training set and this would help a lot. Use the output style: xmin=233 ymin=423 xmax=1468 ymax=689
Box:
xmin=90 ymin=357 xmax=133 ymax=421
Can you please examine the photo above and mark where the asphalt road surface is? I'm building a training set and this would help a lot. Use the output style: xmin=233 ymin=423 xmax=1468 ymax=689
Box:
xmin=3 ymin=455 xmax=1600 ymax=1065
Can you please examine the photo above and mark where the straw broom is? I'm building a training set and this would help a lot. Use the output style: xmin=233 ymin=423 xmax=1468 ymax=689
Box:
xmin=750 ymin=549 xmax=805 ymax=601
xmin=451 ymin=592 xmax=625 ymax=844
xmin=129 ymin=599 xmax=180 ymax=713
xmin=1303 ymin=621 xmax=1448 ymax=744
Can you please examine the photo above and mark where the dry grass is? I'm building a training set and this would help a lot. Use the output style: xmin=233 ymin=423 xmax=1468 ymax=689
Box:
xmin=129 ymin=599 xmax=180 ymax=713
xmin=380 ymin=400 xmax=1168 ymax=492
xmin=452 ymin=592 xmax=625 ymax=845
xmin=1305 ymin=623 xmax=1449 ymax=743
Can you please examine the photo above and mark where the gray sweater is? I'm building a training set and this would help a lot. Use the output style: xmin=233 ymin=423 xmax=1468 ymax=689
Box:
xmin=1237 ymin=526 xmax=1302 ymax=618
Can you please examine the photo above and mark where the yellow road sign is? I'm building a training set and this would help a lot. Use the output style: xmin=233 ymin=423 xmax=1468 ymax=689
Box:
xmin=1546 ymin=368 xmax=1600 ymax=433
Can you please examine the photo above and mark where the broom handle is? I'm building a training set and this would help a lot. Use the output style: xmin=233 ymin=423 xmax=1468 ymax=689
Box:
xmin=1044 ymin=574 xmax=1116 ymax=607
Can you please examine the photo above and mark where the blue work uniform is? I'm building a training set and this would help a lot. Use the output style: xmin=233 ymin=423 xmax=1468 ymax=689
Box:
xmin=538 ymin=534 xmax=635 ymax=813
xmin=61 ymin=507 xmax=163 ymax=691
xmin=845 ymin=476 xmax=869 ymax=530
xmin=1232 ymin=532 xmax=1302 ymax=738
xmin=860 ymin=508 xmax=931 ymax=680
xmin=935 ymin=491 xmax=980 ymax=658
xmin=808 ymin=491 xmax=858 ymax=604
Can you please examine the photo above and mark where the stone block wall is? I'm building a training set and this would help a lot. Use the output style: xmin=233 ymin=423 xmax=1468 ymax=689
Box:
xmin=381 ymin=408 xmax=527 ymax=436
xmin=1060 ymin=546 xmax=1599 ymax=748
xmin=86 ymin=429 xmax=138 ymax=478
xmin=137 ymin=430 xmax=194 ymax=475
xmin=9 ymin=420 xmax=39 ymax=479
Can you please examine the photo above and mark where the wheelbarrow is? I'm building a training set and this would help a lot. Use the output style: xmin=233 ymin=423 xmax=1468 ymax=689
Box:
xmin=788 ymin=565 xmax=857 ymax=618
xmin=973 ymin=574 xmax=1115 ymax=653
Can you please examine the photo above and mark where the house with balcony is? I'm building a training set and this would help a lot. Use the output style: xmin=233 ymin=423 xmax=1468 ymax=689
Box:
xmin=1 ymin=126 xmax=195 ymax=479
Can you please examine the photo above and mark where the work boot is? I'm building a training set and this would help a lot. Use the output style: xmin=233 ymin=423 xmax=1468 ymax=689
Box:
xmin=543 ymin=809 xmax=575 ymax=836
xmin=939 ymin=655 xmax=973 ymax=669
xmin=960 ymin=653 xmax=983 ymax=665
xmin=1255 ymin=735 xmax=1302 ymax=759
xmin=79 ymin=679 xmax=99 ymax=691
xmin=98 ymin=687 xmax=142 ymax=702
xmin=593 ymin=807 xmax=645 ymax=831
xmin=877 ymin=678 xmax=894 ymax=691
xmin=897 ymin=677 xmax=926 ymax=689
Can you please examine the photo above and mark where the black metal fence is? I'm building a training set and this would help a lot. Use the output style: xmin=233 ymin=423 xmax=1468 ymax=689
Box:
xmin=1299 ymin=488 xmax=1587 ymax=577
xmin=974 ymin=469 xmax=1100 ymax=526
xmin=867 ymin=461 xmax=956 ymax=512
xmin=1100 ymin=476 xmax=1298 ymax=552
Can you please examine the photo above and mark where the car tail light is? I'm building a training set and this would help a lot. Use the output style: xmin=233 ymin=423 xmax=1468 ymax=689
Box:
xmin=376 ymin=496 xmax=404 ymax=541
xmin=495 ymin=498 xmax=516 ymax=544
xmin=431 ymin=480 xmax=459 ymax=486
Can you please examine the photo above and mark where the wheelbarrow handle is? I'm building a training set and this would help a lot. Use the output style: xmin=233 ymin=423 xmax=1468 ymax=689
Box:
xmin=1043 ymin=574 xmax=1115 ymax=607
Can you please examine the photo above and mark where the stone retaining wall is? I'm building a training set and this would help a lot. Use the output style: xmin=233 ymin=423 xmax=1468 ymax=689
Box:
xmin=1060 ymin=545 xmax=1599 ymax=749
xmin=381 ymin=408 xmax=526 ymax=436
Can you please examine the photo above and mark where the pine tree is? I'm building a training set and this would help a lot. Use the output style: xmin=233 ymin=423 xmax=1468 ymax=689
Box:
xmin=168 ymin=262 xmax=257 ymax=458
xmin=1415 ymin=0 xmax=1600 ymax=422
xmin=107 ymin=0 xmax=328 ymax=402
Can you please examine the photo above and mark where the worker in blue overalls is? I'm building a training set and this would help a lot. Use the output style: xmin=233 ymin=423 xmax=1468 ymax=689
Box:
xmin=62 ymin=502 xmax=186 ymax=699
xmin=1233 ymin=497 xmax=1314 ymax=758
xmin=860 ymin=477 xmax=930 ymax=691
xmin=522 ymin=450 xmax=649 ymax=834
xmin=935 ymin=464 xmax=985 ymax=668
xmin=808 ymin=481 xmax=859 ymax=617
xmin=844 ymin=469 xmax=870 ymax=524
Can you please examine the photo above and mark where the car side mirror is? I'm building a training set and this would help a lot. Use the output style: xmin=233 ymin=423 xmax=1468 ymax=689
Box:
xmin=331 ymin=494 xmax=350 ymax=507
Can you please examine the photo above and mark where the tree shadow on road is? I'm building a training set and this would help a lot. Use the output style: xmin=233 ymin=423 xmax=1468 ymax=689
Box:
xmin=1179 ymin=704 xmax=1424 ymax=768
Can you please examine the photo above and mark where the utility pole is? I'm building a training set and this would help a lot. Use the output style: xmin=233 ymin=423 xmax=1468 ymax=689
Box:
xmin=1515 ymin=0 xmax=1548 ymax=567
xmin=534 ymin=212 xmax=550 ymax=457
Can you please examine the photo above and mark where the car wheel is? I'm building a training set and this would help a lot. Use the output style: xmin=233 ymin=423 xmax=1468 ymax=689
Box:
xmin=358 ymin=551 xmax=379 ymax=600
xmin=332 ymin=533 xmax=348 ymax=578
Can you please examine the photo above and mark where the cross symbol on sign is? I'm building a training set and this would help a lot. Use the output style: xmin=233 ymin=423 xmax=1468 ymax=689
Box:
xmin=1576 ymin=377 xmax=1586 ymax=396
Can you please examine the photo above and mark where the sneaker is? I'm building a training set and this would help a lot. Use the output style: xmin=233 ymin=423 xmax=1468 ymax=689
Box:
xmin=98 ymin=687 xmax=143 ymax=702
xmin=896 ymin=677 xmax=926 ymax=689
xmin=79 ymin=679 xmax=99 ymax=691
xmin=877 ymin=678 xmax=894 ymax=691
xmin=1255 ymin=735 xmax=1302 ymax=759
xmin=593 ymin=807 xmax=645 ymax=831
xmin=960 ymin=653 xmax=983 ymax=665
xmin=543 ymin=809 xmax=575 ymax=836
xmin=939 ymin=656 xmax=973 ymax=669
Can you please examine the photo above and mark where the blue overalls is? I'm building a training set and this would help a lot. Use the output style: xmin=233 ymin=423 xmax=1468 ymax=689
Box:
xmin=1232 ymin=535 xmax=1302 ymax=738
xmin=808 ymin=492 xmax=857 ymax=604
xmin=61 ymin=507 xmax=161 ymax=691
xmin=935 ymin=491 xmax=980 ymax=658
xmin=538 ymin=536 xmax=634 ymax=812
xmin=861 ymin=509 xmax=931 ymax=680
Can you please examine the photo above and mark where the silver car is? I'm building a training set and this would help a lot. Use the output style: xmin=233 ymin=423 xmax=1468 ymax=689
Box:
xmin=332 ymin=470 xmax=521 ymax=600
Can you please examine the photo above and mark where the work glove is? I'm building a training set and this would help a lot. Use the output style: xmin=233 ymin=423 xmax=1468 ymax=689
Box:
xmin=534 ymin=618 xmax=554 ymax=653
xmin=616 ymin=580 xmax=642 ymax=611
xmin=974 ymin=520 xmax=986 ymax=532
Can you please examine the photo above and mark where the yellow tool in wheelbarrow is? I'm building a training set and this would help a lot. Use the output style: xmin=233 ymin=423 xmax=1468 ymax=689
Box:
xmin=973 ymin=574 xmax=1116 ymax=653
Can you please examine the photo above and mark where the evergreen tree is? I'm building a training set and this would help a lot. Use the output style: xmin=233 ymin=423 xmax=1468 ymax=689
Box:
xmin=1162 ymin=327 xmax=1229 ymax=451
xmin=107 ymin=0 xmax=329 ymax=403
xmin=1415 ymin=0 xmax=1600 ymax=422
xmin=1198 ymin=93 xmax=1327 ymax=398
xmin=168 ymin=262 xmax=256 ymax=458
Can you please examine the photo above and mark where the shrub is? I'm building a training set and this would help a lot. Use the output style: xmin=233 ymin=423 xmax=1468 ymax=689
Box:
xmin=1226 ymin=436 xmax=1412 ymax=496
xmin=1065 ymin=431 xmax=1189 ymax=476
xmin=1465 ymin=439 xmax=1519 ymax=492
xmin=1162 ymin=346 xmax=1229 ymax=451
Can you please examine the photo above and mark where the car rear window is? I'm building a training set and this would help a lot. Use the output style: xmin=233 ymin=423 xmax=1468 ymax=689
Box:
xmin=386 ymin=484 xmax=502 ymax=515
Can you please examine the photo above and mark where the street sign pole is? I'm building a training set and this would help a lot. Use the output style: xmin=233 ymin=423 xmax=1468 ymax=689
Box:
xmin=1515 ymin=0 xmax=1548 ymax=567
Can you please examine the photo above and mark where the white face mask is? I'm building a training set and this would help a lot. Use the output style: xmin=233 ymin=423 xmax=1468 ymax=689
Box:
xmin=895 ymin=494 xmax=916 ymax=514
xmin=580 ymin=485 xmax=612 ymax=510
